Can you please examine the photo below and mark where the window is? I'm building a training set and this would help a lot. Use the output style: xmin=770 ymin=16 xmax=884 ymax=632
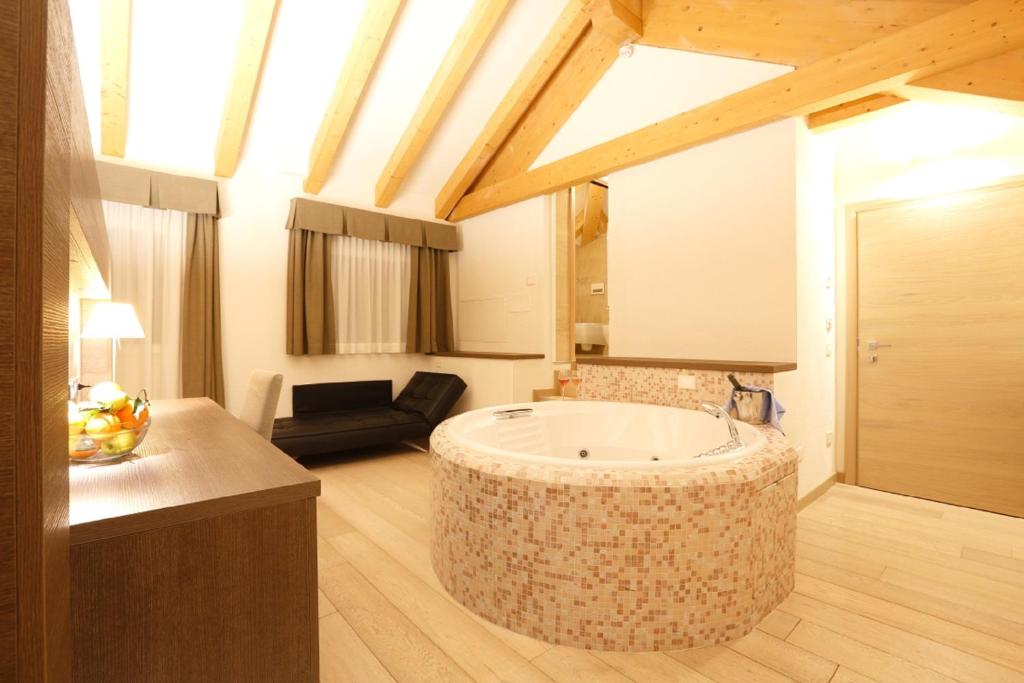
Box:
xmin=330 ymin=236 xmax=411 ymax=353
xmin=100 ymin=200 xmax=187 ymax=398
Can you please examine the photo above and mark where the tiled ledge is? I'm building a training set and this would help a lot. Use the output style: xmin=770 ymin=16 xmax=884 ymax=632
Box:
xmin=575 ymin=356 xmax=796 ymax=373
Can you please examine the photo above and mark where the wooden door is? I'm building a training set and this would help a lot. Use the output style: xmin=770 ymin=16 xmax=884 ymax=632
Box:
xmin=856 ymin=181 xmax=1024 ymax=517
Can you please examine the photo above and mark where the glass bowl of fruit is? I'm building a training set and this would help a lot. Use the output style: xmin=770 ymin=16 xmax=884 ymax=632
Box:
xmin=68 ymin=382 xmax=151 ymax=463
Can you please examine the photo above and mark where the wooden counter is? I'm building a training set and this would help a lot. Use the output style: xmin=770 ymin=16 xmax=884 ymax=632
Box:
xmin=574 ymin=356 xmax=797 ymax=373
xmin=427 ymin=351 xmax=545 ymax=360
xmin=69 ymin=398 xmax=321 ymax=682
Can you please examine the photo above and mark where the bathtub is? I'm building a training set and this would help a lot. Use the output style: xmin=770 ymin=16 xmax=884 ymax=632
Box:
xmin=431 ymin=400 xmax=797 ymax=652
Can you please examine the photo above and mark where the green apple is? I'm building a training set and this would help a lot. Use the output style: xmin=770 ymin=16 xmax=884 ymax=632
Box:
xmin=89 ymin=381 xmax=128 ymax=411
xmin=100 ymin=430 xmax=137 ymax=455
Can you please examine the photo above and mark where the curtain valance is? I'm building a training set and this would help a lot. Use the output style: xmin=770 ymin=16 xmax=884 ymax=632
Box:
xmin=285 ymin=197 xmax=459 ymax=251
xmin=96 ymin=161 xmax=221 ymax=217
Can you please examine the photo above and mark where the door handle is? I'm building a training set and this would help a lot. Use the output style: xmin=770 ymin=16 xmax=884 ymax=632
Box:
xmin=867 ymin=340 xmax=892 ymax=363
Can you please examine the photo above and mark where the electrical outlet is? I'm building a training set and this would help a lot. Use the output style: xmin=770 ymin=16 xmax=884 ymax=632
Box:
xmin=825 ymin=432 xmax=834 ymax=447
xmin=677 ymin=374 xmax=696 ymax=390
xmin=825 ymin=343 xmax=833 ymax=358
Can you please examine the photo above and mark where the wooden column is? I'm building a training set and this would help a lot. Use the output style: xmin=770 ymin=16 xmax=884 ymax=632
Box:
xmin=0 ymin=0 xmax=84 ymax=679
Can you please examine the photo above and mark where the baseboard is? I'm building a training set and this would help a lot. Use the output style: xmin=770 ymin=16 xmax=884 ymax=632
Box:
xmin=798 ymin=473 xmax=838 ymax=512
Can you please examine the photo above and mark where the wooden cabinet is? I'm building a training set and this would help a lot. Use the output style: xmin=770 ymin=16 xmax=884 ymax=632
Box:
xmin=69 ymin=399 xmax=321 ymax=682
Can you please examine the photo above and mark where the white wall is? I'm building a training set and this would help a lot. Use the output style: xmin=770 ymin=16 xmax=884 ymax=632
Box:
xmin=217 ymin=170 xmax=427 ymax=415
xmin=453 ymin=197 xmax=553 ymax=355
xmin=774 ymin=125 xmax=837 ymax=498
xmin=534 ymin=46 xmax=798 ymax=362
xmin=215 ymin=165 xmax=558 ymax=417
xmin=608 ymin=121 xmax=798 ymax=362
xmin=424 ymin=356 xmax=548 ymax=413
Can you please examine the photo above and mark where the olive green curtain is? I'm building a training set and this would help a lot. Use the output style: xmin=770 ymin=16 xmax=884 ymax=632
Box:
xmin=286 ymin=229 xmax=336 ymax=355
xmin=284 ymin=198 xmax=458 ymax=356
xmin=97 ymin=161 xmax=221 ymax=216
xmin=181 ymin=213 xmax=225 ymax=405
xmin=406 ymin=246 xmax=454 ymax=353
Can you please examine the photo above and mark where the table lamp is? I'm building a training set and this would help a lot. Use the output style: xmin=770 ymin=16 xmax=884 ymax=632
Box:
xmin=81 ymin=301 xmax=145 ymax=383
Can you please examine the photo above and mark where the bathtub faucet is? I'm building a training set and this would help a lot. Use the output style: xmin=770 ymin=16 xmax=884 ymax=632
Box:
xmin=699 ymin=401 xmax=741 ymax=444
xmin=492 ymin=408 xmax=534 ymax=420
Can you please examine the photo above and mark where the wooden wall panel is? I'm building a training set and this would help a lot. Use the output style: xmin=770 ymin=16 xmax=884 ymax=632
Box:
xmin=67 ymin=28 xmax=110 ymax=292
xmin=554 ymin=190 xmax=574 ymax=362
xmin=0 ymin=2 xmax=20 ymax=677
xmin=71 ymin=500 xmax=319 ymax=682
xmin=1 ymin=0 xmax=78 ymax=678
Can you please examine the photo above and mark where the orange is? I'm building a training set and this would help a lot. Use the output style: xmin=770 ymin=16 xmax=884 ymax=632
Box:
xmin=137 ymin=406 xmax=149 ymax=425
xmin=115 ymin=405 xmax=139 ymax=430
xmin=85 ymin=413 xmax=120 ymax=438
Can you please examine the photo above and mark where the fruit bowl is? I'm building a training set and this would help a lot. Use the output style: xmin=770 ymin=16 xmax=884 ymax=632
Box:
xmin=69 ymin=383 xmax=151 ymax=463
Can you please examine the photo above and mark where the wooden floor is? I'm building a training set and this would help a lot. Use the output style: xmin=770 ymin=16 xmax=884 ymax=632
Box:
xmin=309 ymin=447 xmax=1024 ymax=683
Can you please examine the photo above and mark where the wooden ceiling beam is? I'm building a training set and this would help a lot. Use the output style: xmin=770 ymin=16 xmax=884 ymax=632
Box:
xmin=433 ymin=0 xmax=592 ymax=219
xmin=636 ymin=0 xmax=967 ymax=66
xmin=807 ymin=93 xmax=909 ymax=133
xmin=911 ymin=48 xmax=1024 ymax=103
xmin=449 ymin=0 xmax=1024 ymax=221
xmin=375 ymin=0 xmax=512 ymax=208
xmin=303 ymin=0 xmax=404 ymax=194
xmin=214 ymin=0 xmax=278 ymax=178
xmin=468 ymin=23 xmax=619 ymax=192
xmin=100 ymin=0 xmax=132 ymax=157
xmin=638 ymin=0 xmax=1024 ymax=107
xmin=586 ymin=0 xmax=642 ymax=45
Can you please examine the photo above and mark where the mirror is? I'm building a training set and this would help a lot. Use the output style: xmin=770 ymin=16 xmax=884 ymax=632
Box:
xmin=572 ymin=181 xmax=609 ymax=357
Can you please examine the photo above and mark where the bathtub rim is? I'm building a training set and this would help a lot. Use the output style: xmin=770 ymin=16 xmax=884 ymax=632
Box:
xmin=441 ymin=400 xmax=767 ymax=470
xmin=432 ymin=401 xmax=796 ymax=488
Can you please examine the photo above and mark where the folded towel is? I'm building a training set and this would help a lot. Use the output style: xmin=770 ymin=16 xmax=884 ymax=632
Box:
xmin=724 ymin=384 xmax=786 ymax=434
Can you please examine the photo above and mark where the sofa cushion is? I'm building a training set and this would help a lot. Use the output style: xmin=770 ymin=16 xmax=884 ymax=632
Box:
xmin=272 ymin=407 xmax=429 ymax=458
xmin=274 ymin=407 xmax=424 ymax=440
xmin=293 ymin=380 xmax=392 ymax=415
xmin=393 ymin=371 xmax=467 ymax=426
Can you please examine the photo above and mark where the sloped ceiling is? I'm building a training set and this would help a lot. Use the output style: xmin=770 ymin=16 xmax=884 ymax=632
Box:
xmin=535 ymin=46 xmax=791 ymax=167
xmin=69 ymin=0 xmax=567 ymax=217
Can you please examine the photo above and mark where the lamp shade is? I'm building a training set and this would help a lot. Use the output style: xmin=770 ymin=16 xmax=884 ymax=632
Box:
xmin=82 ymin=301 xmax=145 ymax=340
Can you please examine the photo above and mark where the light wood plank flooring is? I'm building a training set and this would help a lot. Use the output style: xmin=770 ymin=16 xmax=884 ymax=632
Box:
xmin=309 ymin=447 xmax=1024 ymax=682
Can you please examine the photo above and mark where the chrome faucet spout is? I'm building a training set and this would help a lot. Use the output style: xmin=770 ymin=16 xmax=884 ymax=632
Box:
xmin=699 ymin=401 xmax=741 ymax=444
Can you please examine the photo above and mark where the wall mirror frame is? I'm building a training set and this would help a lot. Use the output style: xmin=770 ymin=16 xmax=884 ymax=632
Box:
xmin=554 ymin=180 xmax=610 ymax=363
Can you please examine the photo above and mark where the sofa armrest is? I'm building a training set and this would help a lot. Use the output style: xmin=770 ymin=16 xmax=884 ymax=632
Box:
xmin=293 ymin=380 xmax=392 ymax=415
xmin=393 ymin=372 xmax=466 ymax=426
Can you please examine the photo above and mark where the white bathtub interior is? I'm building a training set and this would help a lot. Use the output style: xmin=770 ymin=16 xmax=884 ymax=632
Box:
xmin=445 ymin=401 xmax=767 ymax=468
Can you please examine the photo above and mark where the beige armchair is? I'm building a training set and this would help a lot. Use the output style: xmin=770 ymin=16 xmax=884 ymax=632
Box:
xmin=239 ymin=370 xmax=283 ymax=441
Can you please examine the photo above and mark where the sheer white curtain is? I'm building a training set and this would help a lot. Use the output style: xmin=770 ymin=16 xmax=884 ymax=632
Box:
xmin=102 ymin=200 xmax=187 ymax=398
xmin=331 ymin=236 xmax=411 ymax=353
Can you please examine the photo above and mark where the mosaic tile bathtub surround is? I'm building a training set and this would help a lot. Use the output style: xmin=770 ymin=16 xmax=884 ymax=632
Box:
xmin=575 ymin=364 xmax=775 ymax=409
xmin=430 ymin=421 xmax=798 ymax=651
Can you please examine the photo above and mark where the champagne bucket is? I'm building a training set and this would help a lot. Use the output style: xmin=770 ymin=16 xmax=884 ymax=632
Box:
xmin=731 ymin=390 xmax=767 ymax=425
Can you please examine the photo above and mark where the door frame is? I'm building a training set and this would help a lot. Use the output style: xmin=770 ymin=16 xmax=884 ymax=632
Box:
xmin=839 ymin=174 xmax=1024 ymax=486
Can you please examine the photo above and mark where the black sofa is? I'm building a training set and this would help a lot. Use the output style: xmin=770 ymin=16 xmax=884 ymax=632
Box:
xmin=271 ymin=372 xmax=466 ymax=459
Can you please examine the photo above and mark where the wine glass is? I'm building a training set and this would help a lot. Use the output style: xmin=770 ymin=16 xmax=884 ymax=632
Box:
xmin=569 ymin=369 xmax=582 ymax=398
xmin=557 ymin=369 xmax=571 ymax=398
